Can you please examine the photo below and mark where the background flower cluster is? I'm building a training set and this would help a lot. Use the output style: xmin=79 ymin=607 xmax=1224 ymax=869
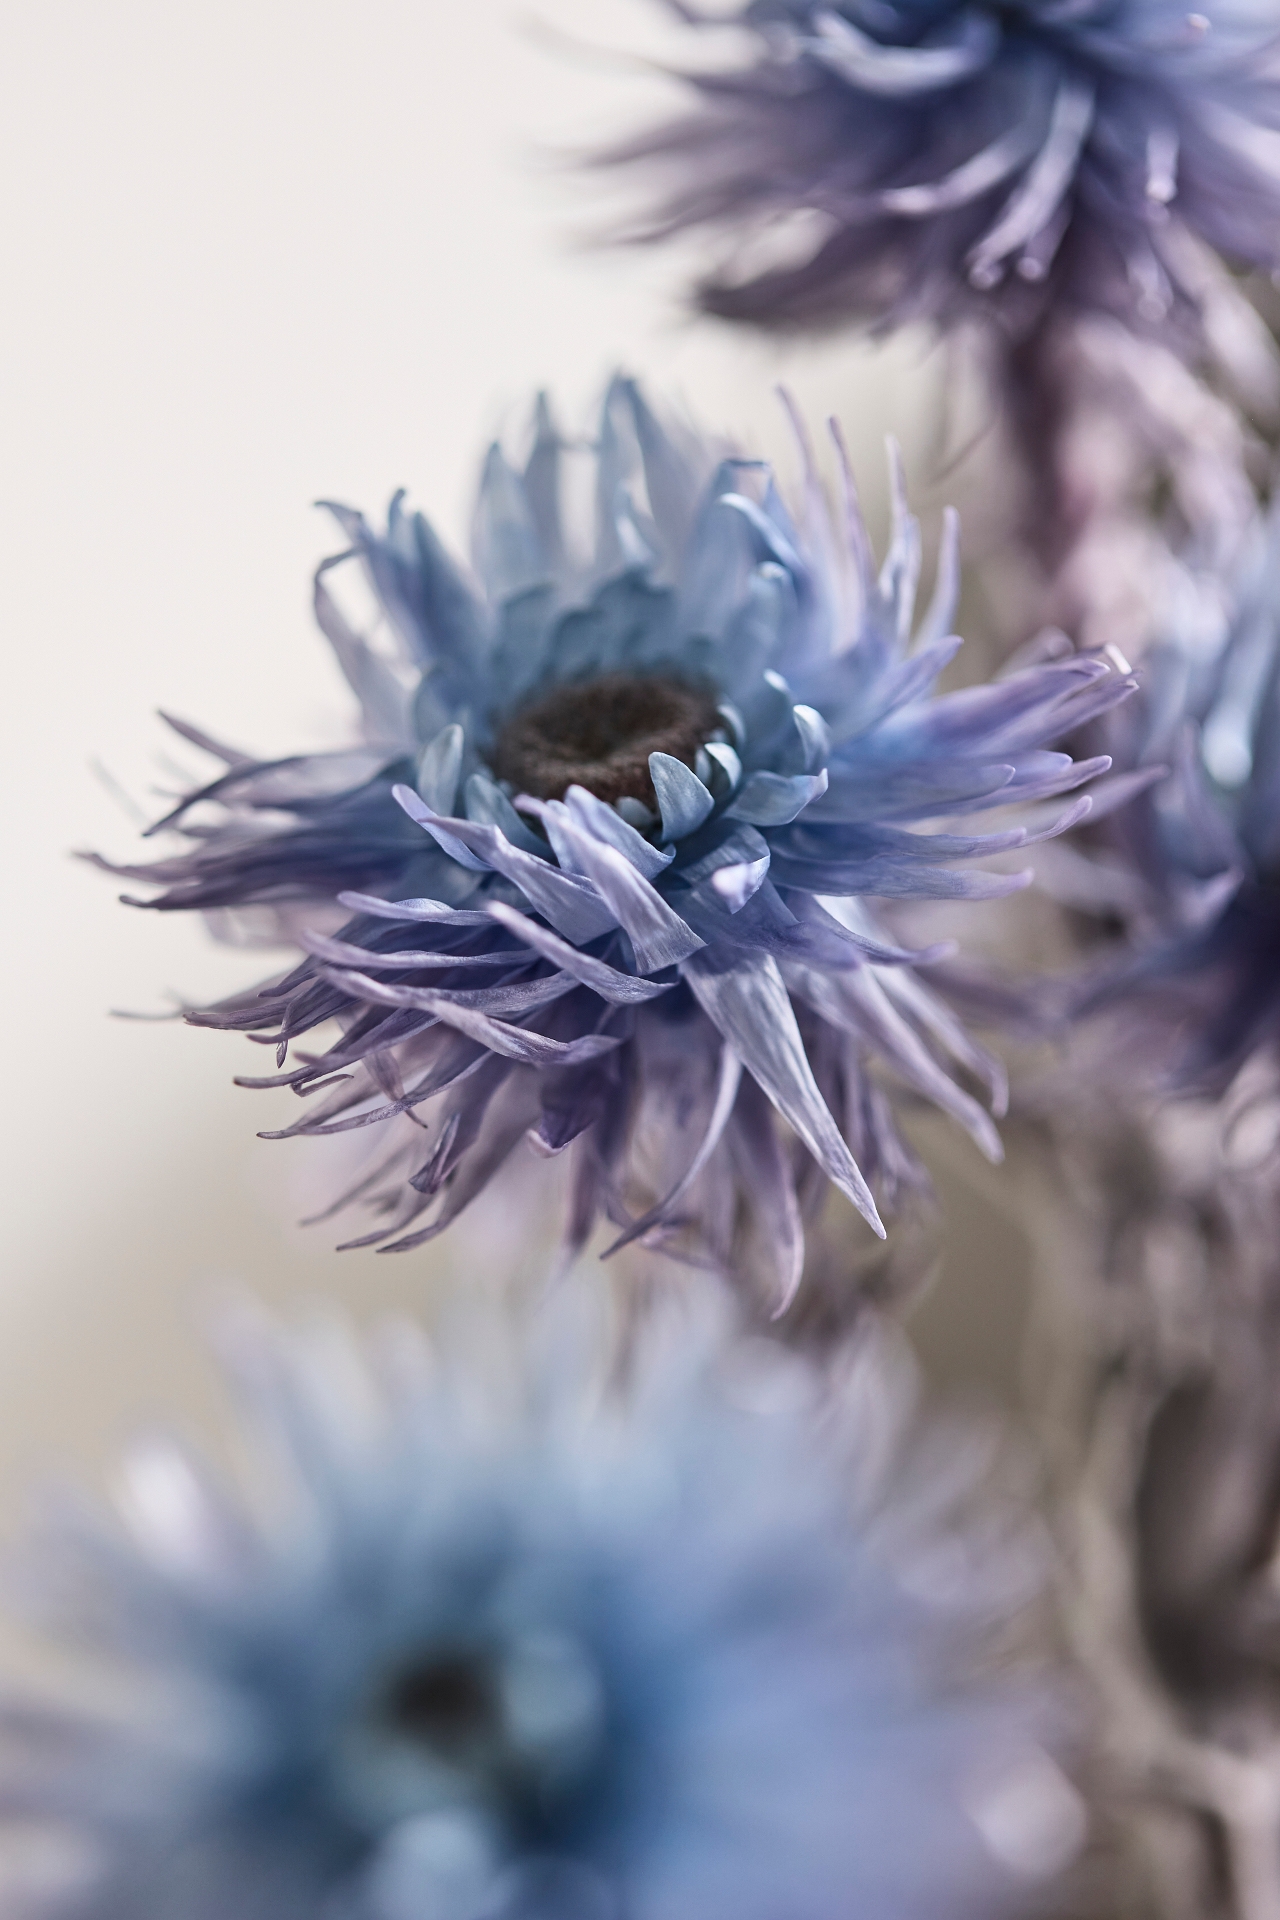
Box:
xmin=8 ymin=3 xmax=1280 ymax=1916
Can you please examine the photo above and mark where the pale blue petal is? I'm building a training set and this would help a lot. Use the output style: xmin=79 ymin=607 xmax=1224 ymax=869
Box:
xmin=562 ymin=785 xmax=676 ymax=880
xmin=336 ymin=892 xmax=496 ymax=927
xmin=313 ymin=558 xmax=416 ymax=749
xmin=618 ymin=377 xmax=706 ymax=560
xmin=677 ymin=462 xmax=759 ymax=637
xmin=464 ymin=772 xmax=547 ymax=857
xmin=358 ymin=988 xmax=621 ymax=1069
xmin=710 ymin=854 xmax=772 ymax=911
xmin=549 ymin=814 xmax=706 ymax=973
xmin=394 ymin=791 xmax=618 ymax=944
xmin=683 ymin=949 xmax=885 ymax=1235
xmin=523 ymin=392 xmax=565 ymax=575
xmin=789 ymin=704 xmax=831 ymax=774
xmin=715 ymin=567 xmax=795 ymax=702
xmin=701 ymin=741 xmax=743 ymax=797
xmin=650 ymin=752 xmax=716 ymax=840
xmin=472 ymin=445 xmax=549 ymax=603
xmin=678 ymin=823 xmax=771 ymax=890
xmin=729 ymin=768 xmax=829 ymax=825
xmin=395 ymin=780 xmax=491 ymax=872
xmin=485 ymin=903 xmax=673 ymax=1003
xmin=415 ymin=724 xmax=465 ymax=816
xmin=320 ymin=965 xmax=582 ymax=1020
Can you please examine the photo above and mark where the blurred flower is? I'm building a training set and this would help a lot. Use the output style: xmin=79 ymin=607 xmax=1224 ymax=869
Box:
xmin=0 ymin=1288 xmax=1063 ymax=1920
xmin=95 ymin=381 xmax=1129 ymax=1301
xmin=600 ymin=0 xmax=1280 ymax=345
xmin=1030 ymin=315 xmax=1263 ymax=650
xmin=1058 ymin=496 xmax=1280 ymax=1090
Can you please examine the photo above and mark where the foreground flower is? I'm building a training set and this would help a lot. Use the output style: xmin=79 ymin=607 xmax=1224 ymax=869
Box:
xmin=96 ymin=382 xmax=1129 ymax=1300
xmin=600 ymin=1 xmax=1280 ymax=345
xmin=0 ymin=1290 xmax=1070 ymax=1920
xmin=1061 ymin=497 xmax=1280 ymax=1091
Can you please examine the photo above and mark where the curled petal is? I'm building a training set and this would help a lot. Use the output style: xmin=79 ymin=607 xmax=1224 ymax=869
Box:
xmin=485 ymin=903 xmax=674 ymax=1004
xmin=537 ymin=810 xmax=706 ymax=973
xmin=327 ymin=970 xmax=623 ymax=1069
xmin=683 ymin=949 xmax=885 ymax=1236
xmin=729 ymin=767 xmax=829 ymax=825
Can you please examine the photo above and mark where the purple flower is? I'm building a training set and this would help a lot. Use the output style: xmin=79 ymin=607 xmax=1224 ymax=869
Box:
xmin=0 ymin=1289 xmax=1067 ymax=1920
xmin=1065 ymin=499 xmax=1280 ymax=1090
xmin=95 ymin=382 xmax=1129 ymax=1302
xmin=600 ymin=1 xmax=1280 ymax=346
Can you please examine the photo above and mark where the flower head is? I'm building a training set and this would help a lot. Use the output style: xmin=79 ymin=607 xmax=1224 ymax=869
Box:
xmin=1064 ymin=498 xmax=1280 ymax=1090
xmin=97 ymin=381 xmax=1128 ymax=1302
xmin=0 ymin=1290 xmax=1061 ymax=1920
xmin=601 ymin=1 xmax=1280 ymax=345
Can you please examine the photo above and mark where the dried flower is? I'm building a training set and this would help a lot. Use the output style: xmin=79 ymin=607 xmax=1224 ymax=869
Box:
xmin=601 ymin=1 xmax=1280 ymax=347
xmin=1061 ymin=497 xmax=1280 ymax=1090
xmin=0 ymin=1289 xmax=1061 ymax=1920
xmin=96 ymin=382 xmax=1128 ymax=1301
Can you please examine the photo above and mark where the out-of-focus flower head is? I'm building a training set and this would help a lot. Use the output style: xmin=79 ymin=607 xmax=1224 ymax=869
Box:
xmin=0 ymin=1287 xmax=1072 ymax=1920
xmin=1060 ymin=495 xmax=1280 ymax=1090
xmin=600 ymin=0 xmax=1280 ymax=348
xmin=94 ymin=381 xmax=1130 ymax=1304
xmin=1034 ymin=315 xmax=1264 ymax=652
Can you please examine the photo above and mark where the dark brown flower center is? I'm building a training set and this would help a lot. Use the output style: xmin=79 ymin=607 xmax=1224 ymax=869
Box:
xmin=490 ymin=672 xmax=721 ymax=808
xmin=383 ymin=1653 xmax=502 ymax=1763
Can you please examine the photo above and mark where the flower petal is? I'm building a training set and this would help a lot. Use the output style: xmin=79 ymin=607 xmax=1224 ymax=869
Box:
xmin=300 ymin=931 xmax=522 ymax=972
xmin=806 ymin=6 xmax=1001 ymax=95
xmin=789 ymin=706 xmax=830 ymax=775
xmin=702 ymin=741 xmax=744 ymax=795
xmin=966 ymin=78 xmax=1096 ymax=284
xmin=561 ymin=786 xmax=675 ymax=880
xmin=604 ymin=1044 xmax=743 ymax=1255
xmin=729 ymin=1074 xmax=805 ymax=1315
xmin=321 ymin=967 xmax=580 ymax=1019
xmin=649 ymin=752 xmax=716 ymax=840
xmin=416 ymin=724 xmax=465 ymax=816
xmin=472 ymin=444 xmax=551 ymax=602
xmin=544 ymin=813 xmax=706 ymax=973
xmin=729 ymin=768 xmax=829 ymax=825
xmin=464 ymin=772 xmax=545 ymax=856
xmin=711 ymin=855 xmax=772 ymax=913
xmin=313 ymin=562 xmax=416 ymax=750
xmin=337 ymin=892 xmax=495 ymax=927
xmin=485 ymin=903 xmax=673 ymax=1004
xmin=787 ymin=961 xmax=1004 ymax=1164
xmin=682 ymin=949 xmax=884 ymax=1236
xmin=327 ymin=971 xmax=622 ymax=1068
xmin=393 ymin=788 xmax=618 ymax=944
xmin=394 ymin=781 xmax=490 ymax=872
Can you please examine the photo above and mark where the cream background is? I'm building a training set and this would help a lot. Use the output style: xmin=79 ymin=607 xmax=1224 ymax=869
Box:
xmin=0 ymin=1 xmax=1014 ymax=1498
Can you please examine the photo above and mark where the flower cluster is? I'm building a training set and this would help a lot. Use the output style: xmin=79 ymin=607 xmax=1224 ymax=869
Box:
xmin=0 ymin=1291 xmax=1055 ymax=1920
xmin=97 ymin=381 xmax=1130 ymax=1301
xmin=42 ymin=10 xmax=1280 ymax=1918
xmin=604 ymin=0 xmax=1280 ymax=346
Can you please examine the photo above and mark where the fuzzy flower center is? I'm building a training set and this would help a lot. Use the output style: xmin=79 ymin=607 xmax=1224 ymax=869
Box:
xmin=366 ymin=1630 xmax=608 ymax=1824
xmin=491 ymin=672 xmax=721 ymax=808
xmin=384 ymin=1654 xmax=503 ymax=1766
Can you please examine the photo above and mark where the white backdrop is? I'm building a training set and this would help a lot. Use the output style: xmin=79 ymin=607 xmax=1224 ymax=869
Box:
xmin=0 ymin=1 xmax=947 ymax=1495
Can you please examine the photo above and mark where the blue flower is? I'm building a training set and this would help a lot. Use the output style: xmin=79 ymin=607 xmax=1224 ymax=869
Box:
xmin=97 ymin=382 xmax=1128 ymax=1301
xmin=601 ymin=1 xmax=1280 ymax=344
xmin=1068 ymin=499 xmax=1280 ymax=1089
xmin=0 ymin=1291 xmax=1061 ymax=1920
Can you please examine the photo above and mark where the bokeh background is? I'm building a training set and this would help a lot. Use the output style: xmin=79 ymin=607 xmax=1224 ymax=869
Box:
xmin=0 ymin=0 xmax=1027 ymax=1500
